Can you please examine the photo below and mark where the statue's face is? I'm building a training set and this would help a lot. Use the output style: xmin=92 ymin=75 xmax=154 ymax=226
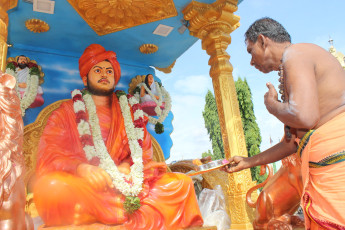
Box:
xmin=17 ymin=56 xmax=28 ymax=69
xmin=83 ymin=60 xmax=115 ymax=96
xmin=147 ymin=74 xmax=154 ymax=85
xmin=17 ymin=56 xmax=28 ymax=65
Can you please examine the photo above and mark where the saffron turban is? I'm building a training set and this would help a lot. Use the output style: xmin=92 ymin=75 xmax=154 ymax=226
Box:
xmin=79 ymin=44 xmax=121 ymax=85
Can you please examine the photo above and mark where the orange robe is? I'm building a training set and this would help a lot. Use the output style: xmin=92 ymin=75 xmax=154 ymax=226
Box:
xmin=298 ymin=112 xmax=345 ymax=230
xmin=34 ymin=94 xmax=203 ymax=229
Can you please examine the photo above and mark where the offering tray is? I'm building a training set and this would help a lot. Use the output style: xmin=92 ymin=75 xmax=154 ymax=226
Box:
xmin=187 ymin=159 xmax=230 ymax=176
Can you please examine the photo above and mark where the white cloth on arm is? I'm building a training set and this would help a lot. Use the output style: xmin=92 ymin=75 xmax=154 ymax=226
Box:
xmin=140 ymin=82 xmax=160 ymax=103
xmin=16 ymin=67 xmax=43 ymax=94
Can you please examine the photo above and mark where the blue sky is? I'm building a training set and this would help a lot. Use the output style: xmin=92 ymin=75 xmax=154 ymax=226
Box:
xmin=161 ymin=0 xmax=345 ymax=162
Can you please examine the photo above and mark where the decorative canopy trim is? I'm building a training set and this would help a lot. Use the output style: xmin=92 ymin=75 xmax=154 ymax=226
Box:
xmin=139 ymin=44 xmax=158 ymax=54
xmin=25 ymin=19 xmax=50 ymax=33
xmin=67 ymin=0 xmax=177 ymax=36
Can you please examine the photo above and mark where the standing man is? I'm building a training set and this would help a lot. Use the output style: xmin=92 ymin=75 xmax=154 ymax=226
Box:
xmin=224 ymin=17 xmax=345 ymax=229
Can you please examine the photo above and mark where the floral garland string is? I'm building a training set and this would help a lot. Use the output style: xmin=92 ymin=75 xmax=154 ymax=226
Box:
xmin=72 ymin=89 xmax=145 ymax=202
xmin=6 ymin=62 xmax=40 ymax=116
xmin=138 ymin=82 xmax=172 ymax=134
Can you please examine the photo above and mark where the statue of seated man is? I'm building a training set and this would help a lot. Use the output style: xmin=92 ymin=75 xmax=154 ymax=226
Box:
xmin=33 ymin=44 xmax=203 ymax=229
xmin=15 ymin=55 xmax=44 ymax=108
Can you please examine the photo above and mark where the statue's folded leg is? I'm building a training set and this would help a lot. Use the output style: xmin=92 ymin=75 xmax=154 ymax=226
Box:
xmin=33 ymin=172 xmax=126 ymax=226
xmin=125 ymin=172 xmax=203 ymax=230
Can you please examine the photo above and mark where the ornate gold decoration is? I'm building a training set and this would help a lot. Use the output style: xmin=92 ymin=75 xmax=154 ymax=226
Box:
xmin=0 ymin=40 xmax=7 ymax=72
xmin=0 ymin=11 xmax=8 ymax=41
xmin=183 ymin=0 xmax=256 ymax=229
xmin=0 ymin=0 xmax=18 ymax=11
xmin=0 ymin=1 xmax=9 ymax=72
xmin=25 ymin=19 xmax=50 ymax=33
xmin=66 ymin=0 xmax=178 ymax=36
xmin=128 ymin=75 xmax=146 ymax=95
xmin=139 ymin=44 xmax=159 ymax=54
xmin=329 ymin=45 xmax=345 ymax=70
xmin=155 ymin=60 xmax=176 ymax=73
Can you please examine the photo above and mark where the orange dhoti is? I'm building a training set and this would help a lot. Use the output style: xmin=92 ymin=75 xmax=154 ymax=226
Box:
xmin=298 ymin=112 xmax=345 ymax=229
xmin=34 ymin=96 xmax=203 ymax=229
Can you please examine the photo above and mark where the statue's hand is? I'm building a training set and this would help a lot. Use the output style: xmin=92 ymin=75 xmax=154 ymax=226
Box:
xmin=77 ymin=163 xmax=114 ymax=191
xmin=117 ymin=162 xmax=130 ymax=175
xmin=221 ymin=156 xmax=251 ymax=173
xmin=18 ymin=82 xmax=27 ymax=88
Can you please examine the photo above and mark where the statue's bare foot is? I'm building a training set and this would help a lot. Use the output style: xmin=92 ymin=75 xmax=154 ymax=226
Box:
xmin=73 ymin=203 xmax=96 ymax=225
xmin=267 ymin=219 xmax=292 ymax=230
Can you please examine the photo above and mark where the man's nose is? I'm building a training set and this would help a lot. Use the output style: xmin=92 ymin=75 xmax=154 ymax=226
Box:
xmin=250 ymin=59 xmax=255 ymax=66
xmin=100 ymin=69 xmax=107 ymax=76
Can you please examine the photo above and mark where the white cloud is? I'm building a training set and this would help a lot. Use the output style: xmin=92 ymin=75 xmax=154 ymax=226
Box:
xmin=166 ymin=91 xmax=212 ymax=162
xmin=115 ymin=82 xmax=126 ymax=88
xmin=43 ymin=86 xmax=71 ymax=94
xmin=41 ymin=64 xmax=79 ymax=76
xmin=60 ymin=78 xmax=83 ymax=84
xmin=173 ymin=75 xmax=212 ymax=95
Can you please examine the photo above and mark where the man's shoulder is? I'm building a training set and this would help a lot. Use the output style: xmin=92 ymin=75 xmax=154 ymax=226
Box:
xmin=284 ymin=43 xmax=326 ymax=64
xmin=289 ymin=43 xmax=325 ymax=54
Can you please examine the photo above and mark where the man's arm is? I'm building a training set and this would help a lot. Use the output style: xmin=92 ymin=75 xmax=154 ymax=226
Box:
xmin=36 ymin=102 xmax=87 ymax=176
xmin=223 ymin=132 xmax=297 ymax=173
xmin=265 ymin=46 xmax=320 ymax=129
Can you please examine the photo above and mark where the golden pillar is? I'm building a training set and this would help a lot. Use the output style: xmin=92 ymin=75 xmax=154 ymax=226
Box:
xmin=0 ymin=0 xmax=17 ymax=72
xmin=183 ymin=0 xmax=256 ymax=229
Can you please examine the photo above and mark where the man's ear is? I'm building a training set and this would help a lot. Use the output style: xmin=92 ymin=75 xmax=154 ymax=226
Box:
xmin=82 ymin=76 xmax=87 ymax=86
xmin=258 ymin=34 xmax=267 ymax=49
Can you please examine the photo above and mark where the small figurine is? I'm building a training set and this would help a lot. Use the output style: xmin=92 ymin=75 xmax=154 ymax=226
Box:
xmin=6 ymin=55 xmax=45 ymax=116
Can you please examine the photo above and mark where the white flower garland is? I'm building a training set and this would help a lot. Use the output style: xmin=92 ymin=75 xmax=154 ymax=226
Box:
xmin=5 ymin=68 xmax=39 ymax=116
xmin=72 ymin=90 xmax=145 ymax=197
xmin=139 ymin=82 xmax=172 ymax=125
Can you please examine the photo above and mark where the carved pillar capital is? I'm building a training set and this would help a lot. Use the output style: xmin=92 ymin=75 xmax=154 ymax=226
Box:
xmin=183 ymin=0 xmax=256 ymax=228
xmin=0 ymin=0 xmax=17 ymax=11
xmin=183 ymin=0 xmax=240 ymax=38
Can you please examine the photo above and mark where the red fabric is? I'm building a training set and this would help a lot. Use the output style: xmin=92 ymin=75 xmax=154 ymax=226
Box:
xmin=34 ymin=94 xmax=203 ymax=229
xmin=141 ymin=101 xmax=166 ymax=116
xmin=20 ymin=91 xmax=44 ymax=108
xmin=79 ymin=44 xmax=121 ymax=85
